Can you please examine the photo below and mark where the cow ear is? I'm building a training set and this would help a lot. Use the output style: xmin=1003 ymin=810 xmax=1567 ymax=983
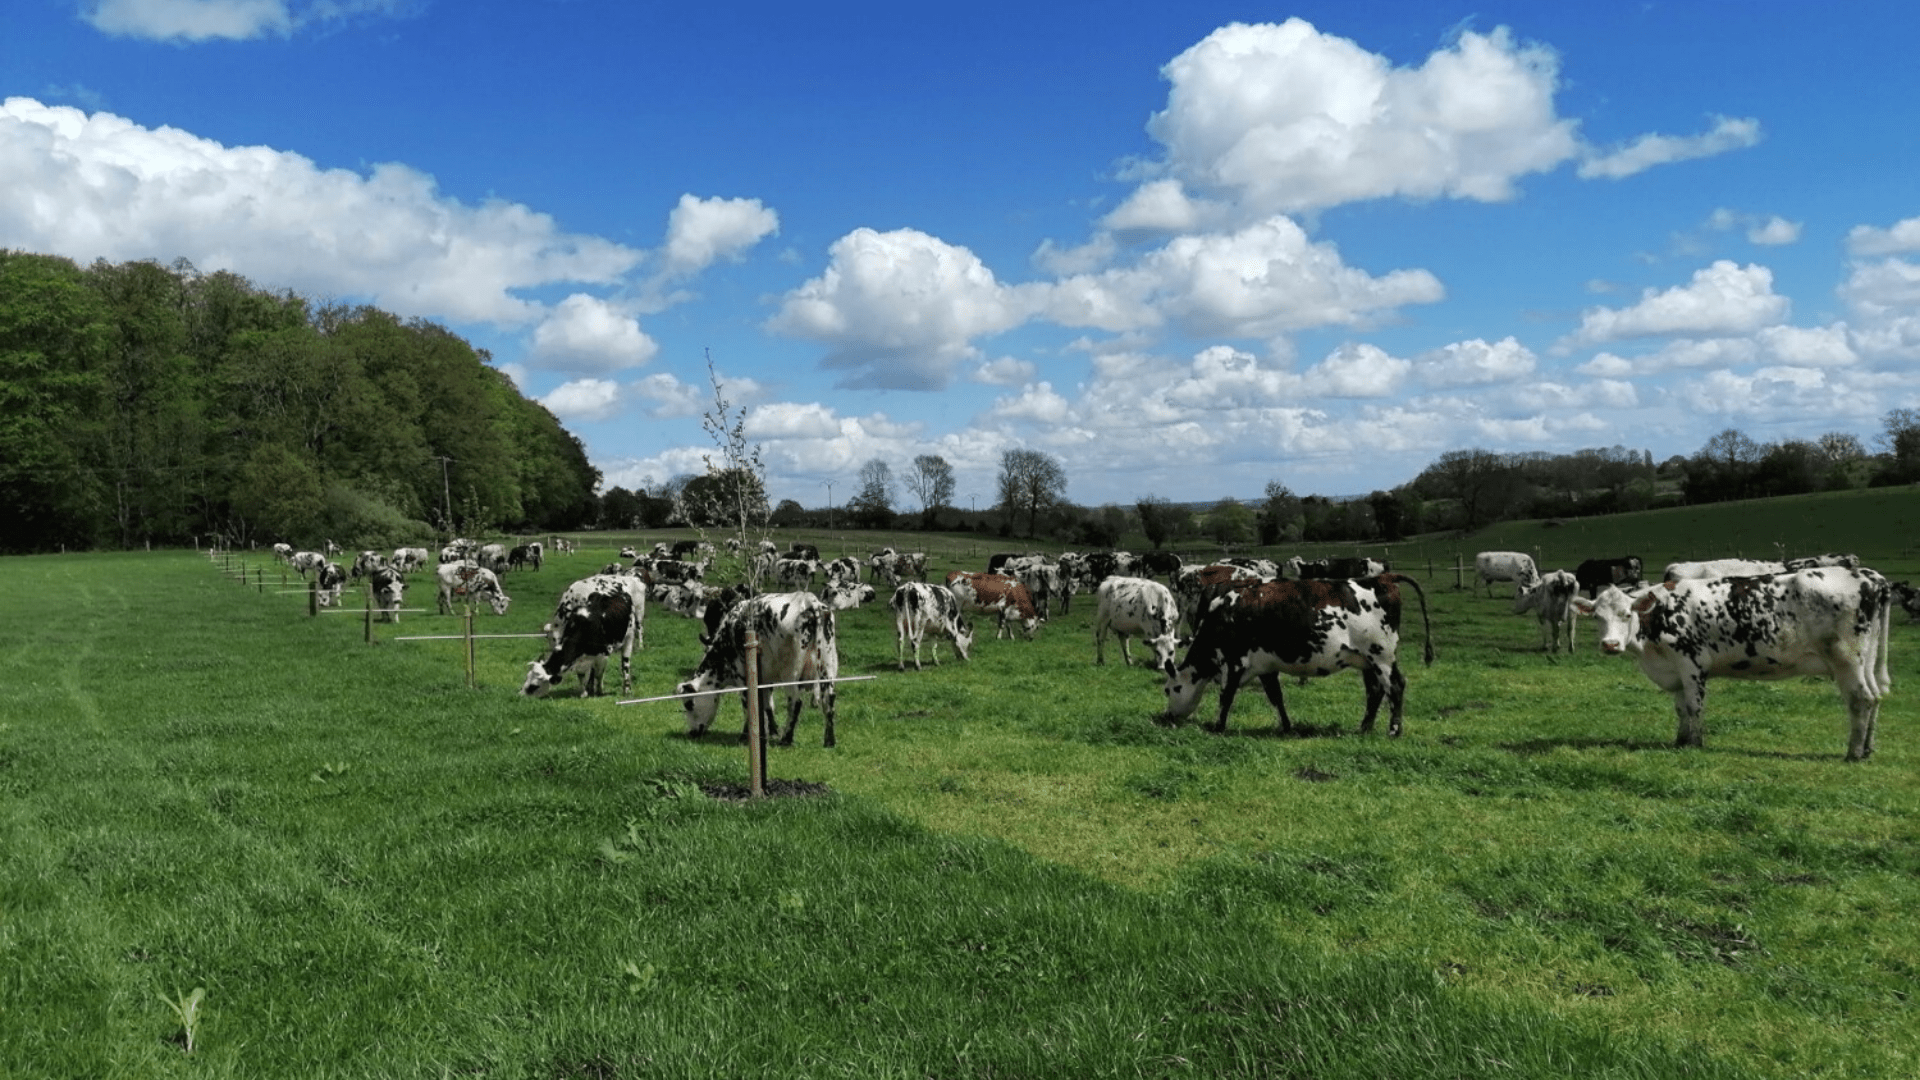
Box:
xmin=1570 ymin=597 xmax=1594 ymax=614
xmin=1632 ymin=591 xmax=1659 ymax=613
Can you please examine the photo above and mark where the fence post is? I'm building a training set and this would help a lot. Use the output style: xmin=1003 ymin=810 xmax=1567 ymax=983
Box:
xmin=464 ymin=605 xmax=476 ymax=689
xmin=309 ymin=578 xmax=319 ymax=617
xmin=746 ymin=627 xmax=764 ymax=799
xmin=1454 ymin=554 xmax=1464 ymax=591
xmin=364 ymin=586 xmax=374 ymax=645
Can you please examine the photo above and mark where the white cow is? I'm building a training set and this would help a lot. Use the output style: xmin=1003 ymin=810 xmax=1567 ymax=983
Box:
xmin=824 ymin=582 xmax=877 ymax=611
xmin=1093 ymin=576 xmax=1181 ymax=672
xmin=476 ymin=543 xmax=510 ymax=575
xmin=678 ymin=592 xmax=841 ymax=747
xmin=391 ymin=546 xmax=430 ymax=573
xmin=289 ymin=550 xmax=328 ymax=579
xmin=272 ymin=542 xmax=293 ymax=563
xmin=1512 ymin=569 xmax=1578 ymax=653
xmin=1474 ymin=551 xmax=1539 ymax=598
xmin=891 ymin=582 xmax=974 ymax=671
xmin=435 ymin=560 xmax=511 ymax=616
xmin=1573 ymin=568 xmax=1893 ymax=760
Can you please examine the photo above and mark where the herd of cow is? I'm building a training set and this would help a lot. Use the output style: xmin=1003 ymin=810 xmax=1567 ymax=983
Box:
xmin=268 ymin=535 xmax=1904 ymax=762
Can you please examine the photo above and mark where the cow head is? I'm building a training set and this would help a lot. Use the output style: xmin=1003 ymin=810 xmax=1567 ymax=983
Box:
xmin=376 ymin=576 xmax=406 ymax=610
xmin=520 ymin=659 xmax=558 ymax=697
xmin=1160 ymin=663 xmax=1211 ymax=722
xmin=678 ymin=673 xmax=725 ymax=736
xmin=485 ymin=587 xmax=511 ymax=616
xmin=1570 ymin=585 xmax=1650 ymax=656
xmin=950 ymin=616 xmax=975 ymax=662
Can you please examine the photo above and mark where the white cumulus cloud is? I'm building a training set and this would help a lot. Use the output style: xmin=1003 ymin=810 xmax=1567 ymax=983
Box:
xmin=1416 ymin=336 xmax=1536 ymax=387
xmin=528 ymin=294 xmax=659 ymax=374
xmin=972 ymin=356 xmax=1037 ymax=386
xmin=1303 ymin=342 xmax=1410 ymax=397
xmin=1565 ymin=261 xmax=1788 ymax=346
xmin=0 ymin=98 xmax=642 ymax=326
xmin=1847 ymin=216 xmax=1920 ymax=257
xmin=1577 ymin=115 xmax=1763 ymax=180
xmin=660 ymin=194 xmax=779 ymax=277
xmin=766 ymin=227 xmax=1041 ymax=390
xmin=540 ymin=378 xmax=625 ymax=423
xmin=82 ymin=0 xmax=409 ymax=42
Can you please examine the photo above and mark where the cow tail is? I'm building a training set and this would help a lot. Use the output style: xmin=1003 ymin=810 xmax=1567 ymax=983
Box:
xmin=1392 ymin=573 xmax=1435 ymax=666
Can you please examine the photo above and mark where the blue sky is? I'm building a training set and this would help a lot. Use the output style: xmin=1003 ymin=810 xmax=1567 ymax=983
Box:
xmin=6 ymin=1 xmax=1919 ymax=510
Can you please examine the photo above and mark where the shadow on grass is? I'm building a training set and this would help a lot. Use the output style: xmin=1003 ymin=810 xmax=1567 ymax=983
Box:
xmin=1500 ymin=735 xmax=1837 ymax=762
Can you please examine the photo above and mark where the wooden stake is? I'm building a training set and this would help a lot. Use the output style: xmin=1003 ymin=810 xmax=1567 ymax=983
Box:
xmin=746 ymin=627 xmax=764 ymax=799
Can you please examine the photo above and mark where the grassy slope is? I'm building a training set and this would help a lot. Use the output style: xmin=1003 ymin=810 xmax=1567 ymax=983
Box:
xmin=4 ymin=490 xmax=1918 ymax=1077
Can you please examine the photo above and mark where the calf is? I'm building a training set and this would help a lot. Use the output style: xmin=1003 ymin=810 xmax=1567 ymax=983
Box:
xmin=436 ymin=560 xmax=511 ymax=616
xmin=521 ymin=575 xmax=647 ymax=697
xmin=1573 ymin=569 xmax=1892 ymax=760
xmin=1512 ymin=569 xmax=1578 ymax=653
xmin=1473 ymin=551 xmax=1537 ymax=597
xmin=891 ymin=582 xmax=974 ymax=670
xmin=1574 ymin=556 xmax=1642 ymax=598
xmin=678 ymin=592 xmax=840 ymax=747
xmin=945 ymin=571 xmax=1042 ymax=640
xmin=1162 ymin=574 xmax=1433 ymax=736
xmin=1093 ymin=576 xmax=1181 ymax=673
xmin=822 ymin=555 xmax=864 ymax=591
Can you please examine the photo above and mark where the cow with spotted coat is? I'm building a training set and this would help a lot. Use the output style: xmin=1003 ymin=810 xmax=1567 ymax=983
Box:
xmin=678 ymin=592 xmax=841 ymax=748
xmin=945 ymin=571 xmax=1041 ymax=640
xmin=1162 ymin=574 xmax=1433 ymax=736
xmin=521 ymin=575 xmax=647 ymax=698
xmin=1093 ymin=576 xmax=1181 ymax=673
xmin=1573 ymin=567 xmax=1892 ymax=760
xmin=891 ymin=582 xmax=974 ymax=671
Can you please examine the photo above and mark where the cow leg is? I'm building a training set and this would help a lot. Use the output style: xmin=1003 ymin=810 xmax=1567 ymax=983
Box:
xmin=1830 ymin=654 xmax=1880 ymax=761
xmin=896 ymin=621 xmax=909 ymax=671
xmin=820 ymin=684 xmax=837 ymax=749
xmin=1212 ymin=664 xmax=1243 ymax=734
xmin=1358 ymin=663 xmax=1387 ymax=733
xmin=1256 ymin=672 xmax=1290 ymax=734
xmin=777 ymin=691 xmax=801 ymax=747
xmin=1672 ymin=668 xmax=1709 ymax=748
xmin=1385 ymin=662 xmax=1407 ymax=737
xmin=1094 ymin=622 xmax=1107 ymax=665
xmin=1119 ymin=633 xmax=1135 ymax=668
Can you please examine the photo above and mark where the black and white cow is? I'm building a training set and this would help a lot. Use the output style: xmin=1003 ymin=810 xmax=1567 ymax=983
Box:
xmin=774 ymin=557 xmax=821 ymax=592
xmin=1573 ymin=568 xmax=1893 ymax=760
xmin=1513 ymin=568 xmax=1578 ymax=653
xmin=272 ymin=542 xmax=293 ymax=563
xmin=441 ymin=538 xmax=477 ymax=564
xmin=314 ymin=561 xmax=347 ymax=607
xmin=1221 ymin=556 xmax=1280 ymax=579
xmin=891 ymin=582 xmax=974 ymax=671
xmin=788 ymin=542 xmax=821 ymax=561
xmin=678 ymin=592 xmax=840 ymax=747
xmin=1172 ymin=562 xmax=1270 ymax=633
xmin=435 ymin=560 xmax=511 ymax=616
xmin=1575 ymin=556 xmax=1643 ymax=598
xmin=476 ymin=543 xmax=510 ymax=575
xmin=1893 ymin=580 xmax=1920 ymax=623
xmin=391 ymin=546 xmax=430 ymax=574
xmin=823 ymin=582 xmax=877 ymax=611
xmin=508 ymin=542 xmax=544 ymax=571
xmin=1472 ymin=551 xmax=1538 ymax=597
xmin=369 ymin=567 xmax=407 ymax=623
xmin=1286 ymin=556 xmax=1389 ymax=580
xmin=1138 ymin=550 xmax=1184 ymax=582
xmin=521 ymin=575 xmax=647 ymax=698
xmin=1161 ymin=575 xmax=1433 ymax=736
xmin=1663 ymin=558 xmax=1784 ymax=582
xmin=670 ymin=539 xmax=710 ymax=560
xmin=822 ymin=555 xmax=864 ymax=591
xmin=647 ymin=581 xmax=711 ymax=619
xmin=349 ymin=550 xmax=386 ymax=580
xmin=638 ymin=557 xmax=707 ymax=586
xmin=1093 ymin=576 xmax=1181 ymax=673
xmin=945 ymin=571 xmax=1042 ymax=640
xmin=289 ymin=550 xmax=328 ymax=579
xmin=1002 ymin=555 xmax=1063 ymax=619
xmin=1784 ymin=553 xmax=1861 ymax=571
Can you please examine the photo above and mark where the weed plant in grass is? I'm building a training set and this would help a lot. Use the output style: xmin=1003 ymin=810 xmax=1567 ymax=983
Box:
xmin=2 ymin=533 xmax=1916 ymax=1077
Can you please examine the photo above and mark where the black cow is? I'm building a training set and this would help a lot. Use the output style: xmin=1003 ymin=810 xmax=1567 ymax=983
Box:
xmin=520 ymin=577 xmax=645 ymax=698
xmin=1574 ymin=556 xmax=1643 ymax=598
xmin=788 ymin=542 xmax=820 ymax=561
xmin=1139 ymin=550 xmax=1184 ymax=580
xmin=1291 ymin=556 xmax=1389 ymax=579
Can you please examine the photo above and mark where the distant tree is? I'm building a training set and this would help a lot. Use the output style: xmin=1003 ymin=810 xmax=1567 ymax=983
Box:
xmin=1256 ymin=480 xmax=1302 ymax=544
xmin=680 ymin=468 xmax=768 ymax=528
xmin=771 ymin=498 xmax=806 ymax=527
xmin=1755 ymin=439 xmax=1823 ymax=497
xmin=1206 ymin=497 xmax=1254 ymax=545
xmin=1137 ymin=495 xmax=1178 ymax=549
xmin=905 ymin=454 xmax=955 ymax=526
xmin=1879 ymin=409 xmax=1920 ymax=483
xmin=1368 ymin=489 xmax=1409 ymax=542
xmin=1687 ymin=427 xmax=1764 ymax=503
xmin=847 ymin=457 xmax=896 ymax=528
xmin=1414 ymin=449 xmax=1529 ymax=530
xmin=599 ymin=486 xmax=645 ymax=529
xmin=1819 ymin=431 xmax=1865 ymax=463
xmin=996 ymin=448 xmax=1067 ymax=538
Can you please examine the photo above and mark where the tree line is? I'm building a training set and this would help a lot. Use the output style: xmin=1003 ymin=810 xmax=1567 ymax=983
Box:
xmin=0 ymin=251 xmax=600 ymax=553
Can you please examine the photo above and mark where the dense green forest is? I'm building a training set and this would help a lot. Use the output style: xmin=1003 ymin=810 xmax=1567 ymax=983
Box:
xmin=0 ymin=251 xmax=600 ymax=553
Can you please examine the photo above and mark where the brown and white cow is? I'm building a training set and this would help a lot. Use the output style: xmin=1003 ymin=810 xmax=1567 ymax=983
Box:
xmin=678 ymin=592 xmax=840 ymax=747
xmin=1172 ymin=562 xmax=1270 ymax=633
xmin=1513 ymin=568 xmax=1578 ymax=653
xmin=944 ymin=571 xmax=1041 ymax=640
xmin=891 ymin=582 xmax=974 ymax=671
xmin=1161 ymin=575 xmax=1433 ymax=736
xmin=521 ymin=575 xmax=647 ymax=698
xmin=1573 ymin=568 xmax=1893 ymax=760
xmin=1093 ymin=576 xmax=1181 ymax=673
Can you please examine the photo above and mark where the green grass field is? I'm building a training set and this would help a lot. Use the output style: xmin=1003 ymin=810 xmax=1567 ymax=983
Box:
xmin=3 ymin=495 xmax=1917 ymax=1078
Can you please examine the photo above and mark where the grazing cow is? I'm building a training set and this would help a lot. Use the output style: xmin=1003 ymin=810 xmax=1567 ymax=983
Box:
xmin=436 ymin=560 xmax=512 ymax=615
xmin=549 ymin=536 xmax=577 ymax=555
xmin=891 ymin=582 xmax=975 ymax=671
xmin=868 ymin=548 xmax=900 ymax=585
xmin=987 ymin=551 xmax=1038 ymax=574
xmin=1083 ymin=550 xmax=1137 ymax=587
xmin=508 ymin=543 xmax=543 ymax=572
xmin=647 ymin=581 xmax=710 ymax=619
xmin=272 ymin=542 xmax=293 ymax=563
xmin=314 ymin=561 xmax=347 ymax=607
xmin=1003 ymin=555 xmax=1064 ymax=619
xmin=1287 ymin=556 xmax=1389 ymax=580
xmin=639 ymin=557 xmax=707 ymax=586
xmin=392 ymin=547 xmax=430 ymax=574
xmin=1513 ymin=569 xmax=1579 ymax=653
xmin=1663 ymin=558 xmax=1784 ymax=582
xmin=1574 ymin=556 xmax=1643 ymax=598
xmin=476 ymin=543 xmax=510 ymax=575
xmin=289 ymin=550 xmax=328 ymax=579
xmin=369 ymin=567 xmax=407 ymax=623
xmin=824 ymin=582 xmax=878 ymax=611
xmin=822 ymin=555 xmax=864 ymax=590
xmin=323 ymin=539 xmax=341 ymax=556
xmin=696 ymin=584 xmax=756 ymax=646
xmin=1139 ymin=551 xmax=1184 ymax=581
xmin=440 ymin=538 xmax=477 ymax=563
xmin=788 ymin=542 xmax=820 ymax=561
xmin=1094 ymin=577 xmax=1181 ymax=673
xmin=350 ymin=550 xmax=387 ymax=580
xmin=1573 ymin=568 xmax=1893 ymax=760
xmin=945 ymin=571 xmax=1042 ymax=640
xmin=1892 ymin=581 xmax=1920 ymax=623
xmin=1473 ymin=551 xmax=1539 ymax=597
xmin=1162 ymin=575 xmax=1434 ymax=736
xmin=1221 ymin=556 xmax=1280 ymax=579
xmin=619 ymin=546 xmax=638 ymax=560
xmin=775 ymin=557 xmax=821 ymax=591
xmin=670 ymin=539 xmax=711 ymax=560
xmin=521 ymin=576 xmax=646 ymax=698
xmin=1173 ymin=562 xmax=1270 ymax=633
xmin=678 ymin=592 xmax=841 ymax=747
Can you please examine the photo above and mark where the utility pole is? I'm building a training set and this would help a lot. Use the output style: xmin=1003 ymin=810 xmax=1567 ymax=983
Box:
xmin=433 ymin=456 xmax=454 ymax=537
xmin=823 ymin=479 xmax=836 ymax=532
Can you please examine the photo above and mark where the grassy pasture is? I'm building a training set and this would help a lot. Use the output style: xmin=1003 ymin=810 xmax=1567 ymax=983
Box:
xmin=2 ymin=496 xmax=1917 ymax=1078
